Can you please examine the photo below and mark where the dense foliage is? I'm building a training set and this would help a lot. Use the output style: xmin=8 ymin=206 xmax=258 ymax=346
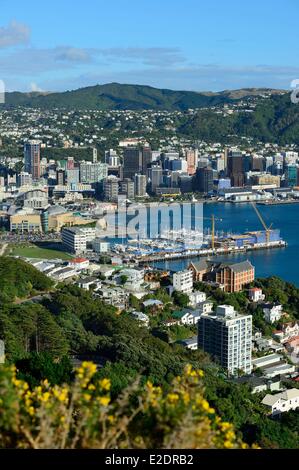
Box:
xmin=0 ymin=257 xmax=53 ymax=303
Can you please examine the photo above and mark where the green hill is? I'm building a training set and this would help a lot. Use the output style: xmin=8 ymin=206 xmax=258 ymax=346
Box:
xmin=2 ymin=82 xmax=281 ymax=111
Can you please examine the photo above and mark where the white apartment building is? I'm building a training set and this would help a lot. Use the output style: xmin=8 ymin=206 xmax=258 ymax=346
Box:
xmin=262 ymin=389 xmax=299 ymax=416
xmin=173 ymin=270 xmax=193 ymax=293
xmin=198 ymin=305 xmax=252 ymax=375
xmin=62 ymin=227 xmax=87 ymax=254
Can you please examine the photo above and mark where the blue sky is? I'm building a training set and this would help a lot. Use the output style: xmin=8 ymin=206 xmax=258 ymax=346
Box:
xmin=0 ymin=0 xmax=298 ymax=92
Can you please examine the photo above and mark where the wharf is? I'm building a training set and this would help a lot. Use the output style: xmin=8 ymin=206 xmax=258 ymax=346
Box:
xmin=137 ymin=240 xmax=287 ymax=264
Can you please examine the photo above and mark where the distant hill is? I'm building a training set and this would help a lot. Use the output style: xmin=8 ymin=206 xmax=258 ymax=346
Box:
xmin=178 ymin=92 xmax=299 ymax=144
xmin=2 ymin=82 xmax=285 ymax=111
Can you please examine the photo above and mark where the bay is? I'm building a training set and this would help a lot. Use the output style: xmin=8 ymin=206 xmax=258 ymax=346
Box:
xmin=151 ymin=202 xmax=299 ymax=286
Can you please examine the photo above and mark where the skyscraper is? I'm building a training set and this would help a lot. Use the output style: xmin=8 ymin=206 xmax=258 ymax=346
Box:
xmin=134 ymin=174 xmax=147 ymax=197
xmin=141 ymin=146 xmax=152 ymax=175
xmin=185 ymin=149 xmax=198 ymax=175
xmin=227 ymin=150 xmax=244 ymax=187
xmin=79 ymin=162 xmax=108 ymax=183
xmin=194 ymin=166 xmax=213 ymax=193
xmin=198 ymin=305 xmax=252 ymax=375
xmin=123 ymin=147 xmax=142 ymax=179
xmin=24 ymin=140 xmax=41 ymax=180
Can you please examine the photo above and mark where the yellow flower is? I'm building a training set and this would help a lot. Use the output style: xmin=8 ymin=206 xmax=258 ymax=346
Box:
xmin=88 ymin=384 xmax=96 ymax=391
xmin=83 ymin=393 xmax=91 ymax=401
xmin=98 ymin=396 xmax=110 ymax=406
xmin=224 ymin=440 xmax=234 ymax=449
xmin=99 ymin=378 xmax=111 ymax=391
xmin=167 ymin=393 xmax=179 ymax=404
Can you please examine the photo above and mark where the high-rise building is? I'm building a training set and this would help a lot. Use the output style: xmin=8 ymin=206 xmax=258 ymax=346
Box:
xmin=142 ymin=147 xmax=152 ymax=175
xmin=79 ymin=162 xmax=108 ymax=183
xmin=119 ymin=178 xmax=135 ymax=199
xmin=148 ymin=165 xmax=163 ymax=193
xmin=286 ymin=165 xmax=298 ymax=187
xmin=67 ymin=157 xmax=75 ymax=170
xmin=92 ymin=147 xmax=97 ymax=163
xmin=194 ymin=166 xmax=213 ymax=193
xmin=18 ymin=171 xmax=32 ymax=187
xmin=251 ymin=156 xmax=264 ymax=172
xmin=198 ymin=305 xmax=252 ymax=375
xmin=123 ymin=147 xmax=142 ymax=179
xmin=56 ymin=169 xmax=65 ymax=186
xmin=103 ymin=178 xmax=119 ymax=202
xmin=185 ymin=149 xmax=198 ymax=175
xmin=227 ymin=150 xmax=244 ymax=187
xmin=105 ymin=149 xmax=120 ymax=167
xmin=66 ymin=168 xmax=80 ymax=185
xmin=24 ymin=140 xmax=41 ymax=180
xmin=134 ymin=174 xmax=147 ymax=197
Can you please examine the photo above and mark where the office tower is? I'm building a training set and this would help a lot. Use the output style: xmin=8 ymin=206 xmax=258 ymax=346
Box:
xmin=103 ymin=178 xmax=119 ymax=202
xmin=56 ymin=169 xmax=65 ymax=186
xmin=227 ymin=150 xmax=244 ymax=187
xmin=142 ymin=146 xmax=152 ymax=175
xmin=79 ymin=162 xmax=108 ymax=183
xmin=24 ymin=140 xmax=41 ymax=180
xmin=66 ymin=168 xmax=80 ymax=185
xmin=186 ymin=149 xmax=198 ymax=175
xmin=251 ymin=156 xmax=264 ymax=172
xmin=194 ymin=166 xmax=213 ymax=193
xmin=148 ymin=165 xmax=163 ymax=193
xmin=134 ymin=174 xmax=147 ymax=196
xmin=265 ymin=156 xmax=274 ymax=173
xmin=198 ymin=305 xmax=252 ymax=375
xmin=105 ymin=149 xmax=120 ymax=167
xmin=286 ymin=165 xmax=298 ymax=187
xmin=67 ymin=157 xmax=75 ymax=170
xmin=123 ymin=147 xmax=142 ymax=179
xmin=93 ymin=147 xmax=97 ymax=163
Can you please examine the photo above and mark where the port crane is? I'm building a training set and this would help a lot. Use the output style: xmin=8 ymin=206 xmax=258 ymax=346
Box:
xmin=251 ymin=202 xmax=272 ymax=244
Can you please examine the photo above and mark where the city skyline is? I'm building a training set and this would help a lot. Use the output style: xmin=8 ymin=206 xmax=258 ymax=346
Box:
xmin=0 ymin=0 xmax=298 ymax=92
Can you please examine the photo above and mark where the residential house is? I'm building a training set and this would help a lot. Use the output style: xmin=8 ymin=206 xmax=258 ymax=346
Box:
xmin=262 ymin=303 xmax=283 ymax=324
xmin=188 ymin=291 xmax=206 ymax=307
xmin=262 ymin=389 xmax=299 ymax=416
xmin=248 ymin=287 xmax=265 ymax=302
xmin=178 ymin=336 xmax=198 ymax=350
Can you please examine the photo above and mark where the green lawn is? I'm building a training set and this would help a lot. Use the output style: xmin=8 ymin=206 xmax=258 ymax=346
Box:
xmin=11 ymin=244 xmax=73 ymax=260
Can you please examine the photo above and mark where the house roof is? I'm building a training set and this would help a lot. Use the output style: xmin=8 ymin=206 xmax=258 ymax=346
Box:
xmin=189 ymin=259 xmax=209 ymax=272
xmin=262 ymin=395 xmax=279 ymax=406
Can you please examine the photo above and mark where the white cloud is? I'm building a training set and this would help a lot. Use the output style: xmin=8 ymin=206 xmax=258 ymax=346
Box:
xmin=0 ymin=20 xmax=30 ymax=48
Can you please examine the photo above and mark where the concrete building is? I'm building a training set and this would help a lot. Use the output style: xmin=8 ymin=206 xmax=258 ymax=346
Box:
xmin=198 ymin=305 xmax=252 ymax=375
xmin=173 ymin=270 xmax=193 ymax=293
xmin=134 ymin=174 xmax=147 ymax=197
xmin=62 ymin=227 xmax=87 ymax=254
xmin=79 ymin=162 xmax=108 ymax=183
xmin=188 ymin=291 xmax=206 ymax=307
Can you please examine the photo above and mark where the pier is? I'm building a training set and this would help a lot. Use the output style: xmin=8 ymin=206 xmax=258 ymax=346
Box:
xmin=137 ymin=240 xmax=287 ymax=264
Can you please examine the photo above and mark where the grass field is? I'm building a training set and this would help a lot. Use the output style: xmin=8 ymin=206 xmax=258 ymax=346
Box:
xmin=11 ymin=244 xmax=73 ymax=260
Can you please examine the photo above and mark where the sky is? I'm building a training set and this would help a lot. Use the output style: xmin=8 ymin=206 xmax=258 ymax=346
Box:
xmin=0 ymin=0 xmax=298 ymax=92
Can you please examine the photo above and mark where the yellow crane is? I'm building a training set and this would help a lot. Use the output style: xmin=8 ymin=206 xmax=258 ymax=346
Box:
xmin=193 ymin=214 xmax=222 ymax=250
xmin=251 ymin=202 xmax=272 ymax=244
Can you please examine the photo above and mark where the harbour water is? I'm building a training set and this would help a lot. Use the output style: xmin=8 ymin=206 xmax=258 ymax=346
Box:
xmin=151 ymin=202 xmax=299 ymax=286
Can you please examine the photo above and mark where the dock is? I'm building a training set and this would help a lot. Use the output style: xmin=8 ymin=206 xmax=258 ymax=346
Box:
xmin=137 ymin=240 xmax=287 ymax=264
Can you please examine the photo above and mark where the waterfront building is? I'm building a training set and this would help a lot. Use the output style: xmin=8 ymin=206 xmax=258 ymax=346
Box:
xmin=198 ymin=305 xmax=252 ymax=375
xmin=194 ymin=166 xmax=213 ymax=193
xmin=227 ymin=150 xmax=244 ymax=187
